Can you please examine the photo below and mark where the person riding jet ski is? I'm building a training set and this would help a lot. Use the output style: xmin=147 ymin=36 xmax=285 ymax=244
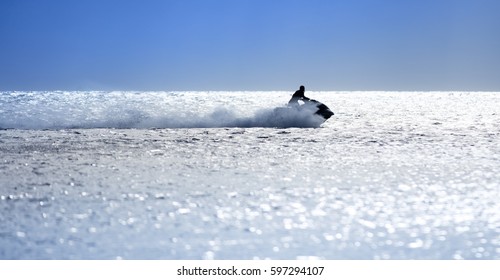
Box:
xmin=286 ymin=85 xmax=334 ymax=120
xmin=288 ymin=85 xmax=310 ymax=106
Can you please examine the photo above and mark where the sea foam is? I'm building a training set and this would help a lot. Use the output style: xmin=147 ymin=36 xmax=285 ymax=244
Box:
xmin=0 ymin=91 xmax=325 ymax=129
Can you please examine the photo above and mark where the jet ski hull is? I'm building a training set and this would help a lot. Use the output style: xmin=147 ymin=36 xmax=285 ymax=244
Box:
xmin=274 ymin=99 xmax=334 ymax=125
xmin=311 ymin=100 xmax=334 ymax=120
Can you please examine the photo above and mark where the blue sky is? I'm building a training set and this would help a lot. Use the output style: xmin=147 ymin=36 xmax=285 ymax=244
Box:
xmin=1 ymin=0 xmax=499 ymax=91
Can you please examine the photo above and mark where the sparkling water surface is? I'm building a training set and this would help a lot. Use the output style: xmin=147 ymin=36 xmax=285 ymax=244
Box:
xmin=0 ymin=91 xmax=499 ymax=259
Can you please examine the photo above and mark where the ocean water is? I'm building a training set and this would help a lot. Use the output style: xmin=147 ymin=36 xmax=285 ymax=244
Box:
xmin=0 ymin=91 xmax=499 ymax=259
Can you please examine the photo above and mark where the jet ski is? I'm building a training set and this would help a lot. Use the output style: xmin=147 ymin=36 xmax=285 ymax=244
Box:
xmin=272 ymin=99 xmax=334 ymax=126
xmin=306 ymin=99 xmax=334 ymax=120
xmin=281 ymin=99 xmax=334 ymax=119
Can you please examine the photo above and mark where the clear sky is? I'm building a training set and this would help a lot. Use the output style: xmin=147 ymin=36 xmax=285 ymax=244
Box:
xmin=1 ymin=0 xmax=499 ymax=91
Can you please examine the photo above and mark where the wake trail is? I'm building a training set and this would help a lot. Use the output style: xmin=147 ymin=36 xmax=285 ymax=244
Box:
xmin=0 ymin=91 xmax=325 ymax=129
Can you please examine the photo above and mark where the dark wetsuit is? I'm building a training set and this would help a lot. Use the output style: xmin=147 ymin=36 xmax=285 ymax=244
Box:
xmin=288 ymin=89 xmax=310 ymax=106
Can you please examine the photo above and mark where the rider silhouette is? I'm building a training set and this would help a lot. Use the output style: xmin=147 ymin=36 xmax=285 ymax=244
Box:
xmin=288 ymin=85 xmax=310 ymax=106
